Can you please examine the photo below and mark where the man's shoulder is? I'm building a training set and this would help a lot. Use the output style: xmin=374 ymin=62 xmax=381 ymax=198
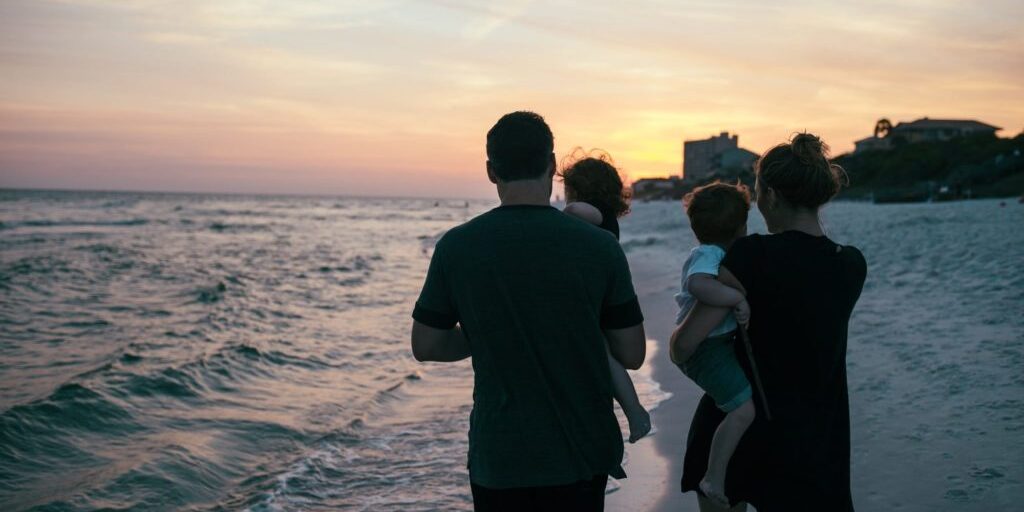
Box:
xmin=446 ymin=207 xmax=617 ymax=242
xmin=434 ymin=207 xmax=624 ymax=275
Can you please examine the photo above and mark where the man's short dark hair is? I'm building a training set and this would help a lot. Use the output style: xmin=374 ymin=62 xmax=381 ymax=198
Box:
xmin=486 ymin=111 xmax=554 ymax=181
xmin=683 ymin=181 xmax=751 ymax=245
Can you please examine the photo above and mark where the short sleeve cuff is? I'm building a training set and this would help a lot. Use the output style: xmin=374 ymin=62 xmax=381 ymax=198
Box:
xmin=686 ymin=245 xmax=725 ymax=277
xmin=412 ymin=302 xmax=458 ymax=329
xmin=600 ymin=296 xmax=644 ymax=329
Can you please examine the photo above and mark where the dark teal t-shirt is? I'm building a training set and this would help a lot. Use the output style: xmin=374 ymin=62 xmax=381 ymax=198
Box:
xmin=413 ymin=204 xmax=643 ymax=489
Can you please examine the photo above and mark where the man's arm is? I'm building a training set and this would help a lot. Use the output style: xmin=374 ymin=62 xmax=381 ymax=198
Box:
xmin=604 ymin=323 xmax=645 ymax=370
xmin=687 ymin=273 xmax=745 ymax=307
xmin=411 ymin=321 xmax=470 ymax=362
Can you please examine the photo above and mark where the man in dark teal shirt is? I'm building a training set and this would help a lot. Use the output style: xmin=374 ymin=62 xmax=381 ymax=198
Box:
xmin=411 ymin=111 xmax=646 ymax=511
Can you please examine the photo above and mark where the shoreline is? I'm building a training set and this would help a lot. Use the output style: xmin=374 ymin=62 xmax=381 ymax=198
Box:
xmin=606 ymin=250 xmax=704 ymax=512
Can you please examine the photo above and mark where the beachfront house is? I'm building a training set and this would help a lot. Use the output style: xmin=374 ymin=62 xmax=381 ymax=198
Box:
xmin=853 ymin=117 xmax=1001 ymax=154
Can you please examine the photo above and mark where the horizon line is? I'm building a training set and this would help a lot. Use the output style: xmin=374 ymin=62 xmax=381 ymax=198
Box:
xmin=0 ymin=186 xmax=499 ymax=203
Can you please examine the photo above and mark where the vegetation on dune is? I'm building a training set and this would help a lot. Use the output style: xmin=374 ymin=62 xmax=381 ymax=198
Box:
xmin=834 ymin=133 xmax=1024 ymax=201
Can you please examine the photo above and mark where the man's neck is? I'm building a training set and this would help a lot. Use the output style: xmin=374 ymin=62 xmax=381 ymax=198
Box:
xmin=496 ymin=179 xmax=551 ymax=207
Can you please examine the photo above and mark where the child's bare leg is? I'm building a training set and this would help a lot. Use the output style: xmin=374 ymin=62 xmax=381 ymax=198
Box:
xmin=606 ymin=347 xmax=651 ymax=443
xmin=701 ymin=398 xmax=755 ymax=506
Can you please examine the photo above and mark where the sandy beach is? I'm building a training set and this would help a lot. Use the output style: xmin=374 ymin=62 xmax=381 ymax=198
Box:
xmin=606 ymin=250 xmax=706 ymax=512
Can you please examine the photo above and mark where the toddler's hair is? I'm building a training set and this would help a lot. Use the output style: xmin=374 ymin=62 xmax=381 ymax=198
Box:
xmin=683 ymin=181 xmax=751 ymax=245
xmin=756 ymin=133 xmax=848 ymax=209
xmin=558 ymin=148 xmax=631 ymax=218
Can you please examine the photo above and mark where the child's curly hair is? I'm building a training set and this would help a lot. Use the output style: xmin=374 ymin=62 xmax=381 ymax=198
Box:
xmin=558 ymin=148 xmax=631 ymax=218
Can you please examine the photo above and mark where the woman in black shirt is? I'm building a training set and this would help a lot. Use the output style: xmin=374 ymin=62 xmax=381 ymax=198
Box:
xmin=671 ymin=133 xmax=867 ymax=511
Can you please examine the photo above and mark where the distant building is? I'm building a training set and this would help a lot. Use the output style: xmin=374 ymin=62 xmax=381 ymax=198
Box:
xmin=854 ymin=117 xmax=1001 ymax=154
xmin=718 ymin=147 xmax=760 ymax=172
xmin=632 ymin=177 xmax=679 ymax=195
xmin=853 ymin=136 xmax=891 ymax=154
xmin=631 ymin=177 xmax=685 ymax=201
xmin=683 ymin=132 xmax=758 ymax=182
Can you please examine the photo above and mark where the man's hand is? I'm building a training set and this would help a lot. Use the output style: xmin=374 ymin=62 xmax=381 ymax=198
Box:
xmin=734 ymin=299 xmax=750 ymax=327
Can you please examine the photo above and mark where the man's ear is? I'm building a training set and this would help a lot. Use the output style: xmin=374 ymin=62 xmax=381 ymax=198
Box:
xmin=546 ymin=153 xmax=556 ymax=179
xmin=486 ymin=161 xmax=498 ymax=184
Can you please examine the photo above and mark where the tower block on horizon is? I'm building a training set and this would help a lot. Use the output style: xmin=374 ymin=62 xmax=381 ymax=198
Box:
xmin=683 ymin=132 xmax=759 ymax=183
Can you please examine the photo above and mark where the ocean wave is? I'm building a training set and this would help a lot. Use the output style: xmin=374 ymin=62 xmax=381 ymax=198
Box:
xmin=884 ymin=214 xmax=959 ymax=229
xmin=620 ymin=236 xmax=665 ymax=252
xmin=246 ymin=411 xmax=472 ymax=511
xmin=190 ymin=208 xmax=275 ymax=217
xmin=208 ymin=221 xmax=273 ymax=233
xmin=0 ymin=218 xmax=150 ymax=230
xmin=135 ymin=344 xmax=337 ymax=396
xmin=2 ymin=253 xmax=76 ymax=276
xmin=193 ymin=281 xmax=228 ymax=304
xmin=224 ymin=343 xmax=336 ymax=372
xmin=0 ymin=382 xmax=135 ymax=435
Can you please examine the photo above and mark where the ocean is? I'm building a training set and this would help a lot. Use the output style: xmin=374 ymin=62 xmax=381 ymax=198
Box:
xmin=1 ymin=190 xmax=1021 ymax=511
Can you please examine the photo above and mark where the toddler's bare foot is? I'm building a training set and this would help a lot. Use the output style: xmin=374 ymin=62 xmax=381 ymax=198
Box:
xmin=627 ymin=409 xmax=651 ymax=443
xmin=699 ymin=479 xmax=730 ymax=509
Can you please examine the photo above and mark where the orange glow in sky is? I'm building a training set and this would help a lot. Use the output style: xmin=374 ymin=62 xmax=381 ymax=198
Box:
xmin=1 ymin=1 xmax=1022 ymax=198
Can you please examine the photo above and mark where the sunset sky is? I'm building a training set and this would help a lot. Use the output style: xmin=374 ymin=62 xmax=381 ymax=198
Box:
xmin=1 ymin=0 xmax=1022 ymax=198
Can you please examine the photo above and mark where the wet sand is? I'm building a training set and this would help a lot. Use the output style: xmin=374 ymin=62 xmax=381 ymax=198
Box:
xmin=607 ymin=251 xmax=706 ymax=512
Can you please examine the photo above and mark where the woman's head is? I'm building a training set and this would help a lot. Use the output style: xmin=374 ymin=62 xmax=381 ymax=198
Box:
xmin=559 ymin=148 xmax=631 ymax=218
xmin=755 ymin=133 xmax=847 ymax=218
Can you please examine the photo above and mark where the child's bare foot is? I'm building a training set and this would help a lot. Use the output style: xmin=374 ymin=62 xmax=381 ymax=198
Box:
xmin=627 ymin=408 xmax=651 ymax=443
xmin=699 ymin=479 xmax=730 ymax=509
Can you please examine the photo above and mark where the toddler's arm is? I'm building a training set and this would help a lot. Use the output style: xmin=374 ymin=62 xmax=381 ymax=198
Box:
xmin=687 ymin=274 xmax=744 ymax=307
xmin=563 ymin=201 xmax=603 ymax=226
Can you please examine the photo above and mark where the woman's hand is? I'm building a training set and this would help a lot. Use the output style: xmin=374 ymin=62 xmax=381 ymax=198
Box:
xmin=734 ymin=299 xmax=750 ymax=327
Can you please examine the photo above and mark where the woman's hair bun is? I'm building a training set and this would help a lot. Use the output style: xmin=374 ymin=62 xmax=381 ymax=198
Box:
xmin=790 ymin=133 xmax=826 ymax=165
xmin=756 ymin=132 xmax=848 ymax=209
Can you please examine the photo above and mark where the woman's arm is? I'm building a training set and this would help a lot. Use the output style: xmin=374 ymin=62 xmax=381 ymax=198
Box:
xmin=669 ymin=302 xmax=730 ymax=364
xmin=687 ymin=274 xmax=745 ymax=307
xmin=717 ymin=266 xmax=746 ymax=294
xmin=718 ymin=266 xmax=751 ymax=326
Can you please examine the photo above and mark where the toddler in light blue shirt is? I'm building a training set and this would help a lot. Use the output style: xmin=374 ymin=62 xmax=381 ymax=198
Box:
xmin=671 ymin=182 xmax=755 ymax=508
